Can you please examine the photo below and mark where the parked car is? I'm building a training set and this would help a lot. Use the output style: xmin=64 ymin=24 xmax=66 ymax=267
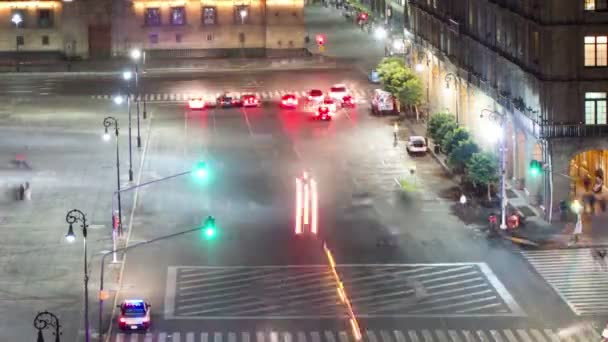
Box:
xmin=406 ymin=136 xmax=428 ymax=155
xmin=369 ymin=69 xmax=380 ymax=83
xmin=370 ymin=89 xmax=397 ymax=115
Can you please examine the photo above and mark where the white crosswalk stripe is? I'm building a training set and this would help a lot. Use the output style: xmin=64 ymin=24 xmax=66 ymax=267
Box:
xmin=521 ymin=248 xmax=608 ymax=315
xmin=105 ymin=328 xmax=603 ymax=342
xmin=92 ymin=89 xmax=375 ymax=103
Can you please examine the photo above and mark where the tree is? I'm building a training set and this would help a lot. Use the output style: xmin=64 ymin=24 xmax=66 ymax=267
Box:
xmin=377 ymin=57 xmax=405 ymax=82
xmin=466 ymin=152 xmax=499 ymax=202
xmin=447 ymin=139 xmax=479 ymax=173
xmin=441 ymin=127 xmax=470 ymax=155
xmin=427 ymin=112 xmax=455 ymax=143
xmin=398 ymin=77 xmax=424 ymax=108
xmin=436 ymin=120 xmax=458 ymax=148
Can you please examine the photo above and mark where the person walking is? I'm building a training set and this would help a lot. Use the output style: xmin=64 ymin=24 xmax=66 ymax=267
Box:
xmin=572 ymin=214 xmax=583 ymax=244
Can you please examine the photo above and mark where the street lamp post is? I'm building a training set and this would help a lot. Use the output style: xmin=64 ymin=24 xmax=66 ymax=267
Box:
xmin=120 ymin=71 xmax=135 ymax=182
xmin=445 ymin=73 xmax=459 ymax=124
xmin=415 ymin=53 xmax=431 ymax=106
xmin=130 ymin=49 xmax=144 ymax=147
xmin=65 ymin=209 xmax=90 ymax=342
xmin=34 ymin=311 xmax=61 ymax=342
xmin=11 ymin=13 xmax=22 ymax=72
xmin=103 ymin=116 xmax=123 ymax=240
xmin=481 ymin=109 xmax=508 ymax=230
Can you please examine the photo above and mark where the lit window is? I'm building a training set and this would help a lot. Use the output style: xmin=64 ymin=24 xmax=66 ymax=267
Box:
xmin=145 ymin=8 xmax=161 ymax=26
xmin=170 ymin=7 xmax=186 ymax=25
xmin=585 ymin=0 xmax=608 ymax=11
xmin=202 ymin=7 xmax=217 ymax=25
xmin=585 ymin=92 xmax=607 ymax=124
xmin=585 ymin=35 xmax=608 ymax=66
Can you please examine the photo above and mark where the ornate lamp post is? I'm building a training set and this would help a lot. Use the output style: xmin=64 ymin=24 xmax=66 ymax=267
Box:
xmin=33 ymin=311 xmax=61 ymax=342
xmin=65 ymin=209 xmax=90 ymax=342
xmin=103 ymin=116 xmax=124 ymax=241
xmin=444 ymin=73 xmax=460 ymax=124
xmin=480 ymin=109 xmax=508 ymax=230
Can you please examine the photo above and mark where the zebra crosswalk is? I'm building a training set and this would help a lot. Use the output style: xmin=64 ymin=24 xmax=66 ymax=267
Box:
xmin=90 ymin=89 xmax=374 ymax=103
xmin=521 ymin=248 xmax=608 ymax=315
xmin=111 ymin=326 xmax=602 ymax=342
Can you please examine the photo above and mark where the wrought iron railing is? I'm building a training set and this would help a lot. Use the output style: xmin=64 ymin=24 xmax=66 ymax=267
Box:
xmin=539 ymin=123 xmax=608 ymax=138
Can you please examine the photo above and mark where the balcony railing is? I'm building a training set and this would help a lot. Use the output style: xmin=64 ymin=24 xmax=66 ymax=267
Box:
xmin=539 ymin=123 xmax=608 ymax=138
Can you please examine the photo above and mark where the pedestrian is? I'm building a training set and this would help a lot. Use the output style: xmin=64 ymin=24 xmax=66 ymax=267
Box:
xmin=592 ymin=248 xmax=608 ymax=271
xmin=572 ymin=216 xmax=583 ymax=244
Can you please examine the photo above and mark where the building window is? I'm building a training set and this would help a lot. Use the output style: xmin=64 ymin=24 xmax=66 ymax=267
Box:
xmin=149 ymin=33 xmax=159 ymax=44
xmin=16 ymin=36 xmax=24 ymax=46
xmin=202 ymin=7 xmax=217 ymax=25
xmin=234 ymin=5 xmax=249 ymax=24
xmin=206 ymin=33 xmax=213 ymax=41
xmin=585 ymin=0 xmax=608 ymax=11
xmin=175 ymin=33 xmax=182 ymax=43
xmin=170 ymin=7 xmax=186 ymax=25
xmin=42 ymin=35 xmax=49 ymax=45
xmin=585 ymin=92 xmax=607 ymax=124
xmin=37 ymin=9 xmax=52 ymax=28
xmin=145 ymin=8 xmax=161 ymax=26
xmin=585 ymin=35 xmax=608 ymax=66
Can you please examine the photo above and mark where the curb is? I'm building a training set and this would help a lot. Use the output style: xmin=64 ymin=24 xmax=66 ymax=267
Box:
xmin=0 ymin=63 xmax=341 ymax=78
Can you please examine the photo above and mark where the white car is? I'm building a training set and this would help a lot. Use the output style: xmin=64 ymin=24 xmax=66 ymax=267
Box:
xmin=117 ymin=299 xmax=151 ymax=331
xmin=322 ymin=97 xmax=337 ymax=113
xmin=329 ymin=84 xmax=348 ymax=101
xmin=307 ymin=89 xmax=324 ymax=104
xmin=406 ymin=136 xmax=428 ymax=154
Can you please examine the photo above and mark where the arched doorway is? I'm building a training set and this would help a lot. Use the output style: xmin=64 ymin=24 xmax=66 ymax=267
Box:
xmin=570 ymin=150 xmax=606 ymax=198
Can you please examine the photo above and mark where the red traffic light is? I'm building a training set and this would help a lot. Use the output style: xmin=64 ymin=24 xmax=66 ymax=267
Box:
xmin=315 ymin=34 xmax=325 ymax=45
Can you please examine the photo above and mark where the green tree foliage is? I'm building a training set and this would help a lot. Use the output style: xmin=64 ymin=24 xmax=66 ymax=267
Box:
xmin=466 ymin=152 xmax=499 ymax=201
xmin=398 ymin=77 xmax=424 ymax=107
xmin=427 ymin=112 xmax=456 ymax=143
xmin=448 ymin=139 xmax=479 ymax=173
xmin=441 ymin=127 xmax=470 ymax=155
xmin=375 ymin=57 xmax=424 ymax=111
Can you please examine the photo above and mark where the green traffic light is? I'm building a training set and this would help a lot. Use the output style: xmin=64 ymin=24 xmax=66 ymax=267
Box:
xmin=204 ymin=227 xmax=216 ymax=239
xmin=193 ymin=161 xmax=209 ymax=180
xmin=202 ymin=216 xmax=217 ymax=240
xmin=529 ymin=160 xmax=542 ymax=176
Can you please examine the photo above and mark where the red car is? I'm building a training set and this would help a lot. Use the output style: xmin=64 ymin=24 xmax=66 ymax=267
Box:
xmin=341 ymin=95 xmax=356 ymax=108
xmin=316 ymin=106 xmax=332 ymax=120
xmin=241 ymin=94 xmax=261 ymax=107
xmin=280 ymin=94 xmax=298 ymax=108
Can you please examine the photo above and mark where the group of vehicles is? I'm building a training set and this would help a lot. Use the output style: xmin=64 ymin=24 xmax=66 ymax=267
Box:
xmin=188 ymin=84 xmax=356 ymax=121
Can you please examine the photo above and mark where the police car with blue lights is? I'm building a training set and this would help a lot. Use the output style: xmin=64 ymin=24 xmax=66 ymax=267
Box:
xmin=117 ymin=299 xmax=151 ymax=331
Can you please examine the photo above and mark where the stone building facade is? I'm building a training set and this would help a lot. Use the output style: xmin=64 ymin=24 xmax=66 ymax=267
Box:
xmin=408 ymin=0 xmax=608 ymax=221
xmin=0 ymin=0 xmax=89 ymax=59
xmin=111 ymin=0 xmax=306 ymax=57
xmin=0 ymin=0 xmax=305 ymax=59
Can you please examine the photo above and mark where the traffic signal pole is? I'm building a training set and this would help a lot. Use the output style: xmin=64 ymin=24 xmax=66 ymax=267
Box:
xmin=110 ymin=168 xmax=206 ymax=261
xmin=98 ymin=222 xmax=215 ymax=342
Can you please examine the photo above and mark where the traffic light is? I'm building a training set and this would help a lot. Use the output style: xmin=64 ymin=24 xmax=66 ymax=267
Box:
xmin=358 ymin=12 xmax=368 ymax=22
xmin=316 ymin=34 xmax=325 ymax=46
xmin=193 ymin=161 xmax=209 ymax=180
xmin=202 ymin=216 xmax=217 ymax=240
xmin=529 ymin=160 xmax=543 ymax=176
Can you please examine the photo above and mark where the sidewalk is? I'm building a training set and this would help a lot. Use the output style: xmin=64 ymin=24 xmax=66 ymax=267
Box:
xmin=0 ymin=56 xmax=342 ymax=77
xmin=401 ymin=116 xmax=608 ymax=249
